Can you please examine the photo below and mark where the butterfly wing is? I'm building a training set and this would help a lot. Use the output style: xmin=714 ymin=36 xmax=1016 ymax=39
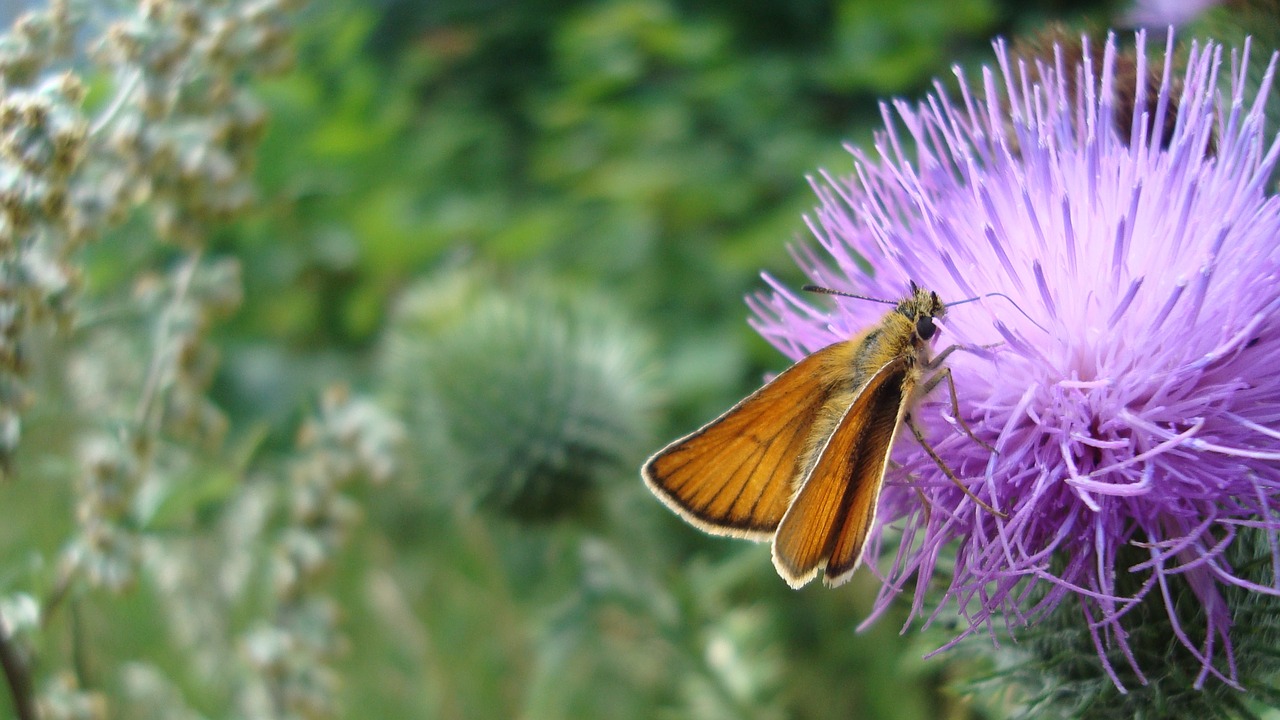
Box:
xmin=770 ymin=356 xmax=911 ymax=588
xmin=642 ymin=341 xmax=854 ymax=540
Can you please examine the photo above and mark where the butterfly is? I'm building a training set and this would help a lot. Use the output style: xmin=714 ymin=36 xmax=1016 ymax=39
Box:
xmin=643 ymin=282 xmax=1003 ymax=588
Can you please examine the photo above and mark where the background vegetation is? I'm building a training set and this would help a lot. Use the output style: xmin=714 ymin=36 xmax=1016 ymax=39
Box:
xmin=16 ymin=0 xmax=1275 ymax=718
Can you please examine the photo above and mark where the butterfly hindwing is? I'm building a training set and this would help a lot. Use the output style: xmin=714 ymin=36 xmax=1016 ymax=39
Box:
xmin=771 ymin=356 xmax=911 ymax=587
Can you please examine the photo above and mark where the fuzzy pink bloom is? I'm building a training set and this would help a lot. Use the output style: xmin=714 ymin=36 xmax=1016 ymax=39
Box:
xmin=748 ymin=32 xmax=1280 ymax=688
xmin=1125 ymin=0 xmax=1222 ymax=28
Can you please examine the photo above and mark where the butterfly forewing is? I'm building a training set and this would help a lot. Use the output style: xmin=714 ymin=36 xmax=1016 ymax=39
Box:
xmin=771 ymin=357 xmax=910 ymax=588
xmin=642 ymin=342 xmax=853 ymax=539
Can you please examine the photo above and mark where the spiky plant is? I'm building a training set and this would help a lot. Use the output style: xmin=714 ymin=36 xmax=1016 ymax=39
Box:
xmin=383 ymin=271 xmax=655 ymax=521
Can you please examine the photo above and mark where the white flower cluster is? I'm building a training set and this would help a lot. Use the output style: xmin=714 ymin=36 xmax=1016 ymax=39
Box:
xmin=0 ymin=1 xmax=306 ymax=718
xmin=239 ymin=385 xmax=404 ymax=720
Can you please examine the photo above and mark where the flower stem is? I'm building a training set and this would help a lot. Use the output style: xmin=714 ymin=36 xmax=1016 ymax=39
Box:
xmin=0 ymin=628 xmax=37 ymax=720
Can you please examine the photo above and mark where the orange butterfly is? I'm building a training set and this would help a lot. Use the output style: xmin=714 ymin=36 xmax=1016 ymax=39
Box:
xmin=643 ymin=283 xmax=1003 ymax=588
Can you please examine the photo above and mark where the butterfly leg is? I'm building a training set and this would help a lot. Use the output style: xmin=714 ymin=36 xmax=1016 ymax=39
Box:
xmin=919 ymin=366 xmax=995 ymax=454
xmin=905 ymin=413 xmax=1007 ymax=519
xmin=912 ymin=485 xmax=934 ymax=528
xmin=891 ymin=460 xmax=936 ymax=527
xmin=928 ymin=342 xmax=1002 ymax=369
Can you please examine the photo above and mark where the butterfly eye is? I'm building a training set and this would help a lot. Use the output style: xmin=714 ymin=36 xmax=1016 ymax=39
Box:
xmin=917 ymin=314 xmax=937 ymax=340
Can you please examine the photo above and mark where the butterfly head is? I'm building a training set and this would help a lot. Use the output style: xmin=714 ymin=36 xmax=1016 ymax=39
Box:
xmin=900 ymin=281 xmax=945 ymax=343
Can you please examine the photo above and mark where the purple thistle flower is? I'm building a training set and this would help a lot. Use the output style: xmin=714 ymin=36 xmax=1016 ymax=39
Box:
xmin=1124 ymin=0 xmax=1222 ymax=28
xmin=747 ymin=32 xmax=1280 ymax=689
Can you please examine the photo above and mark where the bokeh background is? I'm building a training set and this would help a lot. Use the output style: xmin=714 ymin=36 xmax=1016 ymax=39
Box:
xmin=9 ymin=0 xmax=1253 ymax=718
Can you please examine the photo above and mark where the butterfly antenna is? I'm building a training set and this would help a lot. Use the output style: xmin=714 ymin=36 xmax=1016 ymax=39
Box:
xmin=950 ymin=292 xmax=1048 ymax=333
xmin=802 ymin=284 xmax=898 ymax=306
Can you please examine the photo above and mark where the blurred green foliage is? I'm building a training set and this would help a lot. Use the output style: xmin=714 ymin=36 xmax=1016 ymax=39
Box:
xmin=6 ymin=0 xmax=1151 ymax=718
xmin=219 ymin=0 xmax=1125 ymax=718
xmin=227 ymin=0 xmax=1090 ymax=430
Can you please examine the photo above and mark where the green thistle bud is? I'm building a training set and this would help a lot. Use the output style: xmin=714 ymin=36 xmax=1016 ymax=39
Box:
xmin=383 ymin=271 xmax=655 ymax=522
xmin=976 ymin=528 xmax=1280 ymax=718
